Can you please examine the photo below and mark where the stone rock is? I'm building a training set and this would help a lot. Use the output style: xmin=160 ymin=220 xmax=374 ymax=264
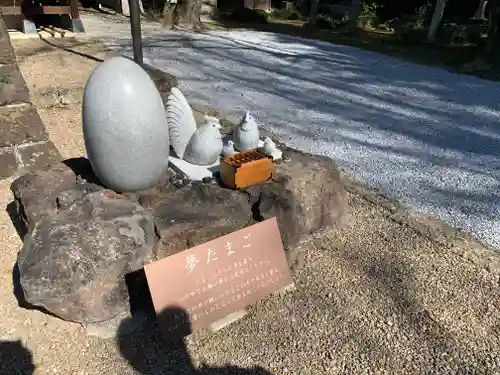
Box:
xmin=10 ymin=158 xmax=167 ymax=235
xmin=17 ymin=189 xmax=157 ymax=323
xmin=10 ymin=162 xmax=79 ymax=234
xmin=55 ymin=182 xmax=104 ymax=209
xmin=16 ymin=140 xmax=61 ymax=173
xmin=9 ymin=145 xmax=347 ymax=326
xmin=82 ymin=56 xmax=170 ymax=192
xmin=140 ymin=144 xmax=346 ymax=269
xmin=9 ymin=160 xmax=103 ymax=233
xmin=139 ymin=183 xmax=253 ymax=259
xmin=0 ymin=147 xmax=17 ymax=179
xmin=130 ymin=169 xmax=174 ymax=206
xmin=246 ymin=146 xmax=347 ymax=250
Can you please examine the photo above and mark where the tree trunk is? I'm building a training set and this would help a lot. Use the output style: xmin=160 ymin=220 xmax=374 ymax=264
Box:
xmin=162 ymin=1 xmax=177 ymax=28
xmin=176 ymin=0 xmax=203 ymax=29
xmin=307 ymin=0 xmax=320 ymax=26
xmin=485 ymin=0 xmax=500 ymax=53
xmin=347 ymin=0 xmax=362 ymax=32
xmin=473 ymin=0 xmax=488 ymax=19
xmin=121 ymin=0 xmax=144 ymax=17
xmin=427 ymin=0 xmax=448 ymax=42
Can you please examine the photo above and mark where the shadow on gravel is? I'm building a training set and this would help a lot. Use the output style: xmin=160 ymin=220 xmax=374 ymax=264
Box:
xmin=117 ymin=307 xmax=275 ymax=375
xmin=6 ymin=201 xmax=27 ymax=241
xmin=118 ymin=270 xmax=274 ymax=375
xmin=0 ymin=340 xmax=35 ymax=375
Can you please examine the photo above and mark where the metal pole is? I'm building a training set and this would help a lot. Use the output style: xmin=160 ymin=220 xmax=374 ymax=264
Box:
xmin=128 ymin=0 xmax=144 ymax=65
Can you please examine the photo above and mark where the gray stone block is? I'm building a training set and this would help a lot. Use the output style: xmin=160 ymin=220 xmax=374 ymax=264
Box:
xmin=11 ymin=162 xmax=77 ymax=232
xmin=139 ymin=182 xmax=253 ymax=259
xmin=22 ymin=19 xmax=38 ymax=35
xmin=0 ymin=146 xmax=18 ymax=179
xmin=243 ymin=146 xmax=347 ymax=269
xmin=16 ymin=140 xmax=61 ymax=173
xmin=0 ymin=104 xmax=48 ymax=147
xmin=17 ymin=189 xmax=157 ymax=323
xmin=0 ymin=64 xmax=31 ymax=106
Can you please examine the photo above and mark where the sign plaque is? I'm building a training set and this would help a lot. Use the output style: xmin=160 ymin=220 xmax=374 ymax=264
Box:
xmin=144 ymin=217 xmax=292 ymax=338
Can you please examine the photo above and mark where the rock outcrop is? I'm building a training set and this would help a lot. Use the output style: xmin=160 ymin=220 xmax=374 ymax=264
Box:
xmin=10 ymin=148 xmax=346 ymax=323
xmin=17 ymin=188 xmax=157 ymax=323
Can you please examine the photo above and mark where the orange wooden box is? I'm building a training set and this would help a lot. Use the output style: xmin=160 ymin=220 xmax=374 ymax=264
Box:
xmin=220 ymin=149 xmax=275 ymax=189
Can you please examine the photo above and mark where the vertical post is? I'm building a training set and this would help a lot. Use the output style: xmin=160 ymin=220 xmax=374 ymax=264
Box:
xmin=128 ymin=0 xmax=144 ymax=65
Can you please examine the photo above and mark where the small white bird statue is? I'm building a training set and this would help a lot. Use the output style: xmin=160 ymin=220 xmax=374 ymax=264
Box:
xmin=233 ymin=110 xmax=260 ymax=152
xmin=262 ymin=137 xmax=276 ymax=154
xmin=166 ymin=88 xmax=223 ymax=166
xmin=183 ymin=115 xmax=223 ymax=166
xmin=221 ymin=140 xmax=236 ymax=157
xmin=260 ymin=136 xmax=282 ymax=161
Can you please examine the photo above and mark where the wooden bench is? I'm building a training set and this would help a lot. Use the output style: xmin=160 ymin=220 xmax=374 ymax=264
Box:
xmin=0 ymin=0 xmax=84 ymax=34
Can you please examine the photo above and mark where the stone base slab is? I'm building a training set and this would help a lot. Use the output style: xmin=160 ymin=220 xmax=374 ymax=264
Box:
xmin=209 ymin=310 xmax=248 ymax=332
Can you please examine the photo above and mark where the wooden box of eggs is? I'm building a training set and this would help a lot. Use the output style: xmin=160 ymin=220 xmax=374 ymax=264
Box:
xmin=220 ymin=149 xmax=275 ymax=189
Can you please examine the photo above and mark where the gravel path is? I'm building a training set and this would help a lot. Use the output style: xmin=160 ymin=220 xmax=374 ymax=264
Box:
xmin=80 ymin=11 xmax=500 ymax=249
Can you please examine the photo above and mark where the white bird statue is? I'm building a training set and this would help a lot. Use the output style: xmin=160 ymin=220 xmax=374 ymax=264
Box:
xmin=233 ymin=110 xmax=260 ymax=152
xmin=166 ymin=88 xmax=223 ymax=166
xmin=259 ymin=136 xmax=282 ymax=161
xmin=183 ymin=116 xmax=223 ymax=165
xmin=221 ymin=140 xmax=236 ymax=157
xmin=262 ymin=137 xmax=276 ymax=154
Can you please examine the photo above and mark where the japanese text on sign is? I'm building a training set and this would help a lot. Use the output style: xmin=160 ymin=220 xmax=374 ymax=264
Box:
xmin=184 ymin=233 xmax=253 ymax=274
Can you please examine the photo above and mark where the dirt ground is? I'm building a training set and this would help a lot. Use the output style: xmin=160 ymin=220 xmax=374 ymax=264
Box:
xmin=0 ymin=38 xmax=498 ymax=375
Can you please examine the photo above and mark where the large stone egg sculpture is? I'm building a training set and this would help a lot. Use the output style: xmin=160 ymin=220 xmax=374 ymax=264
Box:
xmin=82 ymin=56 xmax=169 ymax=192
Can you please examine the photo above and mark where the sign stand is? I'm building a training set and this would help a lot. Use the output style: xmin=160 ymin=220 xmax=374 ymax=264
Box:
xmin=209 ymin=310 xmax=248 ymax=332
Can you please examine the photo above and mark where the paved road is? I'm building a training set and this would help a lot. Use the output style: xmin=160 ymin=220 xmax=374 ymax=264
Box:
xmin=81 ymin=12 xmax=500 ymax=249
